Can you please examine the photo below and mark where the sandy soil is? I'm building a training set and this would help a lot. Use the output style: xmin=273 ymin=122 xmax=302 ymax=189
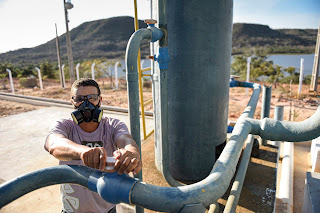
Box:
xmin=0 ymin=78 xmax=319 ymax=212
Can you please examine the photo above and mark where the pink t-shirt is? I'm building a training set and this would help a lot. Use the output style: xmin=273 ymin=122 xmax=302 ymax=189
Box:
xmin=46 ymin=117 xmax=130 ymax=213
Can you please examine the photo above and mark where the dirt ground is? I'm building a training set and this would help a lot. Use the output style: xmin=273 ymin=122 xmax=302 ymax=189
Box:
xmin=0 ymin=78 xmax=319 ymax=212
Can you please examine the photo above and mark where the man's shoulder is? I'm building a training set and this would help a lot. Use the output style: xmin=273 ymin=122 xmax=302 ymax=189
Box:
xmin=51 ymin=118 xmax=74 ymax=128
xmin=101 ymin=117 xmax=127 ymax=128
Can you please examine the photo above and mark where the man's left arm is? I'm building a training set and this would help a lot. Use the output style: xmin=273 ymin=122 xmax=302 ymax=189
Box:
xmin=113 ymin=134 xmax=142 ymax=175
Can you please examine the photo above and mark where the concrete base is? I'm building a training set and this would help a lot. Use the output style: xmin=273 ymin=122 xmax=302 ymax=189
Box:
xmin=302 ymin=172 xmax=320 ymax=213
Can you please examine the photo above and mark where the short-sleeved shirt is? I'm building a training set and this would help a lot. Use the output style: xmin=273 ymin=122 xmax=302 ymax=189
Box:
xmin=45 ymin=117 xmax=130 ymax=213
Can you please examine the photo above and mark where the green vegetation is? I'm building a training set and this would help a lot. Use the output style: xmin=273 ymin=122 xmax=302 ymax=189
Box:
xmin=231 ymin=54 xmax=301 ymax=87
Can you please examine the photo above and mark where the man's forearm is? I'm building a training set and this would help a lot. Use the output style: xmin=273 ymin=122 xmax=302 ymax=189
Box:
xmin=46 ymin=134 xmax=89 ymax=161
xmin=116 ymin=134 xmax=140 ymax=157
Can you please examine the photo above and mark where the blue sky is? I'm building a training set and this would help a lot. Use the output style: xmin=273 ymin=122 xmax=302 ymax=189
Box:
xmin=0 ymin=0 xmax=319 ymax=54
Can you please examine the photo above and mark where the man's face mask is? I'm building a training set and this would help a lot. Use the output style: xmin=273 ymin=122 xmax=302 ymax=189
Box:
xmin=71 ymin=94 xmax=103 ymax=125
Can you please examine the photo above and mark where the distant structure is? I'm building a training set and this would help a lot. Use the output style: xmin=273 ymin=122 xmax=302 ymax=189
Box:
xmin=64 ymin=0 xmax=75 ymax=84
xmin=310 ymin=24 xmax=320 ymax=92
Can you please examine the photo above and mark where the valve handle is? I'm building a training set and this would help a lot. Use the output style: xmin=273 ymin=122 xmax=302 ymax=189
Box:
xmin=144 ymin=19 xmax=157 ymax=25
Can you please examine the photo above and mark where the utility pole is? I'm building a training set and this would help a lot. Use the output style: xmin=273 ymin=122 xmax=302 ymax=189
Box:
xmin=310 ymin=24 xmax=320 ymax=92
xmin=63 ymin=0 xmax=75 ymax=84
xmin=55 ymin=23 xmax=65 ymax=88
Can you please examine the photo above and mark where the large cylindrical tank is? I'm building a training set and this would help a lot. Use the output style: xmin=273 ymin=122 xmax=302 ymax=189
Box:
xmin=152 ymin=0 xmax=233 ymax=183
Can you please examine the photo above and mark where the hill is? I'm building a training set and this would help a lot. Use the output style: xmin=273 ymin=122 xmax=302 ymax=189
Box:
xmin=232 ymin=23 xmax=317 ymax=54
xmin=0 ymin=16 xmax=149 ymax=65
xmin=0 ymin=17 xmax=317 ymax=66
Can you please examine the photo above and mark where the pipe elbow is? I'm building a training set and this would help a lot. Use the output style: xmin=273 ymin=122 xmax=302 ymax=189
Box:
xmin=125 ymin=29 xmax=152 ymax=83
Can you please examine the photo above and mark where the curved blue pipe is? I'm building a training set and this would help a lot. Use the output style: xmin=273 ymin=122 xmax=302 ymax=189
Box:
xmin=0 ymin=165 xmax=138 ymax=208
xmin=0 ymin=165 xmax=93 ymax=207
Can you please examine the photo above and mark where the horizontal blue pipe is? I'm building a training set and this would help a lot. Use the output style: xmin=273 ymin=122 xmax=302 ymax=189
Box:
xmin=229 ymin=79 xmax=256 ymax=88
xmin=0 ymin=165 xmax=138 ymax=208
xmin=248 ymin=105 xmax=320 ymax=142
xmin=0 ymin=165 xmax=93 ymax=207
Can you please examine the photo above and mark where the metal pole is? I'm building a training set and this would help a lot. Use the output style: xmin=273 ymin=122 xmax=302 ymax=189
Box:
xmin=35 ymin=67 xmax=43 ymax=90
xmin=5 ymin=69 xmax=14 ymax=94
xmin=61 ymin=64 xmax=66 ymax=87
xmin=55 ymin=23 xmax=64 ymax=88
xmin=115 ymin=61 xmax=119 ymax=89
xmin=76 ymin=63 xmax=80 ymax=80
xmin=91 ymin=62 xmax=95 ymax=80
xmin=310 ymin=24 xmax=320 ymax=92
xmin=63 ymin=0 xmax=75 ymax=84
xmin=298 ymin=58 xmax=304 ymax=99
xmin=246 ymin=57 xmax=251 ymax=96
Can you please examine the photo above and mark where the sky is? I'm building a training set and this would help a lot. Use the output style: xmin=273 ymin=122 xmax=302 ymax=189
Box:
xmin=0 ymin=0 xmax=319 ymax=54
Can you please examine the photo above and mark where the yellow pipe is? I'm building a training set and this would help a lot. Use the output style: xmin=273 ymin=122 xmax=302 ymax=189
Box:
xmin=142 ymin=74 xmax=152 ymax=77
xmin=144 ymin=99 xmax=153 ymax=106
xmin=134 ymin=0 xmax=147 ymax=140
xmin=146 ymin=129 xmax=155 ymax=139
xmin=141 ymin=67 xmax=151 ymax=72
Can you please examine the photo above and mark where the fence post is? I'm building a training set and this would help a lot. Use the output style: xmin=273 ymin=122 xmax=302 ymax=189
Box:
xmin=91 ymin=63 xmax=95 ymax=80
xmin=35 ymin=67 xmax=43 ymax=90
xmin=5 ymin=69 xmax=14 ymax=94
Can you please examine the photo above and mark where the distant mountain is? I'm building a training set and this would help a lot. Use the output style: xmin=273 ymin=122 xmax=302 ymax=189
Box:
xmin=232 ymin=23 xmax=317 ymax=54
xmin=0 ymin=16 xmax=149 ymax=65
xmin=0 ymin=17 xmax=317 ymax=66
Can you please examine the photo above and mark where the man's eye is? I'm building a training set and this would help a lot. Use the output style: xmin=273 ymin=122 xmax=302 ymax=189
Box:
xmin=75 ymin=97 xmax=83 ymax=102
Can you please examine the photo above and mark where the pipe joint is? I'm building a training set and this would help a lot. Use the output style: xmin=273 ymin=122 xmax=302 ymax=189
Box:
xmin=153 ymin=47 xmax=170 ymax=69
xmin=88 ymin=171 xmax=139 ymax=204
xmin=145 ymin=19 xmax=164 ymax=42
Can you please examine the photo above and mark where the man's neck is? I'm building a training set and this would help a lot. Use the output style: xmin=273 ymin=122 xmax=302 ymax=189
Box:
xmin=79 ymin=121 xmax=99 ymax=133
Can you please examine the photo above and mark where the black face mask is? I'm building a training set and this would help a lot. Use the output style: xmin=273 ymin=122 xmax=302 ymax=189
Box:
xmin=71 ymin=99 xmax=103 ymax=125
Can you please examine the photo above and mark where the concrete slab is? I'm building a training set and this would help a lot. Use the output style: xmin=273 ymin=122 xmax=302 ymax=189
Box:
xmin=0 ymin=107 xmax=154 ymax=212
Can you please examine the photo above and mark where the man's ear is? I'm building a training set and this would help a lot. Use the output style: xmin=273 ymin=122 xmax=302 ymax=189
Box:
xmin=70 ymin=99 xmax=77 ymax=109
xmin=99 ymin=96 xmax=102 ymax=106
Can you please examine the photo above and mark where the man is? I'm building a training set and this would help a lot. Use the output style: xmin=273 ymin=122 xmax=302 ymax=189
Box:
xmin=45 ymin=78 xmax=142 ymax=213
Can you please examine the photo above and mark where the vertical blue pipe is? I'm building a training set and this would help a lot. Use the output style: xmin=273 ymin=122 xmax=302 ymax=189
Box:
xmin=260 ymin=84 xmax=272 ymax=145
xmin=165 ymin=0 xmax=233 ymax=183
xmin=270 ymin=106 xmax=284 ymax=147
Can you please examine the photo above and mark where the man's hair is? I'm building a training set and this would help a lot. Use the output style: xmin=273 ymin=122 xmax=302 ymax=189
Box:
xmin=71 ymin=78 xmax=101 ymax=95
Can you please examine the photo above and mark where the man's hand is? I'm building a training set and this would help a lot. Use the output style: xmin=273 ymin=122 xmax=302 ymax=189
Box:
xmin=80 ymin=147 xmax=107 ymax=172
xmin=113 ymin=148 xmax=142 ymax=175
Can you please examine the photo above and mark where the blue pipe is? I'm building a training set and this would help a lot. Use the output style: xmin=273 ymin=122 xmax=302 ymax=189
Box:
xmin=229 ymin=78 xmax=256 ymax=88
xmin=0 ymin=165 xmax=93 ymax=207
xmin=0 ymin=165 xmax=138 ymax=208
xmin=2 ymin=83 xmax=320 ymax=212
xmin=247 ymin=106 xmax=320 ymax=142
xmin=129 ymin=83 xmax=262 ymax=212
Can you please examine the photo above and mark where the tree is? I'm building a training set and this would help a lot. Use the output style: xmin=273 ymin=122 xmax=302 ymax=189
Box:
xmin=231 ymin=54 xmax=274 ymax=81
xmin=40 ymin=61 xmax=56 ymax=79
xmin=280 ymin=66 xmax=299 ymax=84
xmin=19 ymin=65 xmax=36 ymax=78
xmin=231 ymin=54 xmax=285 ymax=86
xmin=267 ymin=65 xmax=284 ymax=88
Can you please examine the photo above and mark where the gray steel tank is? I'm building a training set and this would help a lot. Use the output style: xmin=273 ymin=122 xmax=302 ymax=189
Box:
xmin=152 ymin=0 xmax=233 ymax=183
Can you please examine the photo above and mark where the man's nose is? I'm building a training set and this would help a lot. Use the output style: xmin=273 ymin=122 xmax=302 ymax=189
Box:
xmin=83 ymin=99 xmax=90 ymax=108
